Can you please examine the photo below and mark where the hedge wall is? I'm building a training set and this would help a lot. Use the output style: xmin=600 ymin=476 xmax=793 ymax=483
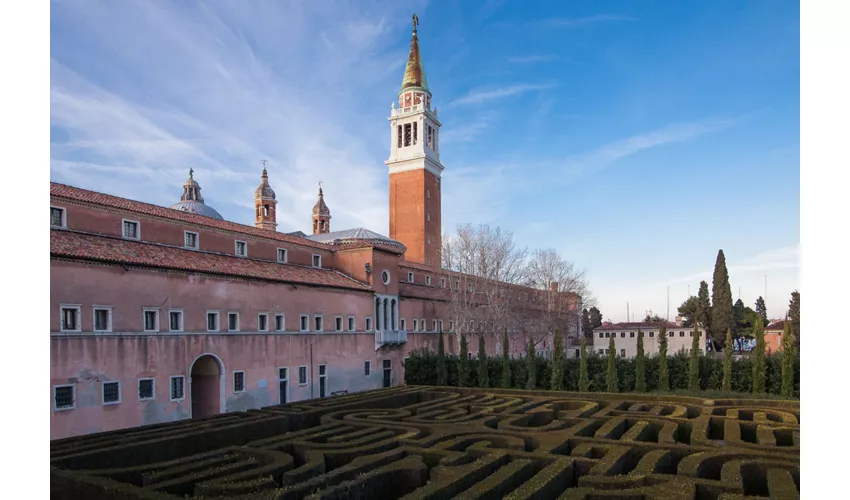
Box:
xmin=404 ymin=350 xmax=800 ymax=398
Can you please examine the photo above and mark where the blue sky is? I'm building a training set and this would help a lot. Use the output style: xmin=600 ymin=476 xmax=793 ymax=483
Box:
xmin=49 ymin=0 xmax=800 ymax=323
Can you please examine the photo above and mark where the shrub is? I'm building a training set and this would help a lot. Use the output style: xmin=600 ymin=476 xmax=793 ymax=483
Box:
xmin=606 ymin=337 xmax=618 ymax=393
xmin=578 ymin=337 xmax=588 ymax=392
xmin=634 ymin=330 xmax=646 ymax=392
xmin=477 ymin=333 xmax=489 ymax=388
xmin=458 ymin=333 xmax=469 ymax=387
xmin=658 ymin=324 xmax=669 ymax=392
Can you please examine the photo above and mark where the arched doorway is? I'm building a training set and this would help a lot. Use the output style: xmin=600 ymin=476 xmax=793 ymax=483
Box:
xmin=190 ymin=354 xmax=224 ymax=419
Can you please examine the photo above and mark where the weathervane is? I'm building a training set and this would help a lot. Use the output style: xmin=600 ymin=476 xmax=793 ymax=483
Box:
xmin=412 ymin=13 xmax=419 ymax=33
xmin=261 ymin=159 xmax=268 ymax=168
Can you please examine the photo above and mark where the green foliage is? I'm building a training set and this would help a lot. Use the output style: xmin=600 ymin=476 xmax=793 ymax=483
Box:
xmin=551 ymin=329 xmax=565 ymax=390
xmin=789 ymin=290 xmax=800 ymax=348
xmin=752 ymin=316 xmax=766 ymax=393
xmin=606 ymin=337 xmax=618 ymax=392
xmin=755 ymin=296 xmax=768 ymax=324
xmin=581 ymin=308 xmax=592 ymax=338
xmin=588 ymin=307 xmax=603 ymax=331
xmin=634 ymin=330 xmax=646 ymax=392
xmin=711 ymin=251 xmax=733 ymax=348
xmin=477 ymin=333 xmax=488 ymax=388
xmin=578 ymin=336 xmax=589 ymax=392
xmin=722 ymin=328 xmax=732 ymax=391
xmin=525 ymin=337 xmax=537 ymax=389
xmin=458 ymin=333 xmax=469 ymax=387
xmin=658 ymin=324 xmax=669 ymax=392
xmin=437 ymin=330 xmax=447 ymax=386
xmin=643 ymin=314 xmax=664 ymax=323
xmin=688 ymin=325 xmax=701 ymax=392
xmin=501 ymin=329 xmax=511 ymax=388
xmin=733 ymin=299 xmax=761 ymax=338
xmin=677 ymin=296 xmax=699 ymax=327
xmin=781 ymin=320 xmax=794 ymax=397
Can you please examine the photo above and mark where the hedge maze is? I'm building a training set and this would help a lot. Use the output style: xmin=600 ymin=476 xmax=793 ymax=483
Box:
xmin=51 ymin=386 xmax=800 ymax=499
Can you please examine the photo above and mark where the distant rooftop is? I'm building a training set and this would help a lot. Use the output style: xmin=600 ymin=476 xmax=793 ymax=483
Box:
xmin=305 ymin=228 xmax=406 ymax=250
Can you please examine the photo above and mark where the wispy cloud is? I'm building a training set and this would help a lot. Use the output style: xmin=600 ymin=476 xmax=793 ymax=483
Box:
xmin=449 ymin=82 xmax=558 ymax=107
xmin=506 ymin=54 xmax=563 ymax=64
xmin=663 ymin=245 xmax=800 ymax=286
xmin=539 ymin=15 xmax=634 ymax=28
xmin=440 ymin=113 xmax=497 ymax=144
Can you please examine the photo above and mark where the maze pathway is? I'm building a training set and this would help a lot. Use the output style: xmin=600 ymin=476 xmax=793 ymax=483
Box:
xmin=50 ymin=387 xmax=800 ymax=499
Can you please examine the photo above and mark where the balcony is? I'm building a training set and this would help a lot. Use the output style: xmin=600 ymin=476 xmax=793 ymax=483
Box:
xmin=375 ymin=329 xmax=408 ymax=350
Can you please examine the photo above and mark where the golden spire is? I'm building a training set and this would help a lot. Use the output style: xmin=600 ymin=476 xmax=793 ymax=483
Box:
xmin=400 ymin=13 xmax=428 ymax=92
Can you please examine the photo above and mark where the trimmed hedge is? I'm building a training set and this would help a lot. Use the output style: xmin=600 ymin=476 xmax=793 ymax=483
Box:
xmin=404 ymin=349 xmax=800 ymax=398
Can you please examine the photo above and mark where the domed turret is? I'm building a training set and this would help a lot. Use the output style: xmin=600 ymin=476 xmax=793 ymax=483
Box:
xmin=170 ymin=169 xmax=224 ymax=220
xmin=254 ymin=164 xmax=277 ymax=231
xmin=312 ymin=184 xmax=331 ymax=234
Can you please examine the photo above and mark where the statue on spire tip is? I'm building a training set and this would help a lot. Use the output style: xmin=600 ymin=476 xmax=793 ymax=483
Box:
xmin=189 ymin=168 xmax=194 ymax=179
xmin=412 ymin=13 xmax=419 ymax=33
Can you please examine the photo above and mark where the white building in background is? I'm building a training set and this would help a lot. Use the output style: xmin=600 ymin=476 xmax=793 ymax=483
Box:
xmin=591 ymin=322 xmax=707 ymax=358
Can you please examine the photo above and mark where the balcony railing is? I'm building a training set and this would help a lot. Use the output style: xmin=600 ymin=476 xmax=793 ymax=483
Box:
xmin=375 ymin=329 xmax=408 ymax=350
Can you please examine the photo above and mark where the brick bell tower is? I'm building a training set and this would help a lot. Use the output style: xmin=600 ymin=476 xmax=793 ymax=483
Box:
xmin=386 ymin=13 xmax=444 ymax=267
xmin=254 ymin=163 xmax=277 ymax=231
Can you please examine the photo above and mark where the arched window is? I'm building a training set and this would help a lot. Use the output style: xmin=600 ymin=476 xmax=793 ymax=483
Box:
xmin=263 ymin=205 xmax=269 ymax=217
xmin=391 ymin=299 xmax=397 ymax=330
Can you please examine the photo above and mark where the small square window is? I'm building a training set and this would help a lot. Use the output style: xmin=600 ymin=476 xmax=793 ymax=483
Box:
xmin=93 ymin=307 xmax=112 ymax=332
xmin=54 ymin=385 xmax=75 ymax=410
xmin=366 ymin=317 xmax=373 ymax=331
xmin=298 ymin=366 xmax=308 ymax=385
xmin=234 ymin=371 xmax=245 ymax=393
xmin=138 ymin=378 xmax=155 ymax=400
xmin=426 ymin=276 xmax=431 ymax=286
xmin=51 ymin=206 xmax=66 ymax=228
xmin=235 ymin=240 xmax=247 ymax=257
xmin=258 ymin=313 xmax=269 ymax=332
xmin=312 ymin=254 xmax=322 ymax=268
xmin=319 ymin=365 xmax=327 ymax=376
xmin=207 ymin=312 xmax=220 ymax=332
xmin=274 ymin=314 xmax=285 ymax=332
xmin=348 ymin=316 xmax=355 ymax=331
xmin=364 ymin=360 xmax=371 ymax=376
xmin=680 ymin=331 xmax=685 ymax=337
xmin=629 ymin=332 xmax=634 ymax=338
xmin=649 ymin=331 xmax=655 ymax=338
xmin=143 ymin=309 xmax=159 ymax=332
xmin=279 ymin=367 xmax=288 ymax=380
xmin=300 ymin=315 xmax=309 ymax=332
xmin=669 ymin=331 xmax=674 ymax=337
xmin=383 ymin=359 xmax=391 ymax=369
xmin=102 ymin=381 xmax=121 ymax=405
xmin=277 ymin=248 xmax=288 ymax=263
xmin=169 ymin=310 xmax=183 ymax=332
xmin=228 ymin=312 xmax=240 ymax=332
xmin=314 ymin=316 xmax=323 ymax=332
xmin=122 ymin=219 xmax=140 ymax=240
xmin=60 ymin=305 xmax=81 ymax=332
xmin=184 ymin=231 xmax=198 ymax=249
xmin=170 ymin=376 xmax=185 ymax=401
xmin=408 ymin=272 xmax=414 ymax=282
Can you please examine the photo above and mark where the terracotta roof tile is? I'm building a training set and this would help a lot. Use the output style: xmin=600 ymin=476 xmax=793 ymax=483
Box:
xmin=50 ymin=182 xmax=330 ymax=250
xmin=51 ymin=229 xmax=371 ymax=292
xmin=594 ymin=322 xmax=687 ymax=331
xmin=766 ymin=320 xmax=786 ymax=332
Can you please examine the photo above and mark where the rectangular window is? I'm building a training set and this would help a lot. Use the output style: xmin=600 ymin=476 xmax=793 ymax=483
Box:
xmin=432 ymin=320 xmax=437 ymax=331
xmin=365 ymin=317 xmax=372 ymax=331
xmin=258 ymin=313 xmax=269 ymax=332
xmin=598 ymin=332 xmax=603 ymax=338
xmin=364 ymin=360 xmax=371 ymax=376
xmin=314 ymin=315 xmax=323 ymax=332
xmin=620 ymin=349 xmax=626 ymax=358
xmin=449 ymin=321 xmax=454 ymax=332
xmin=680 ymin=331 xmax=685 ymax=337
xmin=143 ymin=309 xmax=159 ymax=332
xmin=184 ymin=231 xmax=198 ymax=249
xmin=168 ymin=310 xmax=183 ymax=332
xmin=348 ymin=316 xmax=355 ymax=331
xmin=335 ymin=316 xmax=343 ymax=332
xmin=404 ymin=123 xmax=412 ymax=146
xmin=207 ymin=311 xmax=220 ymax=332
xmin=54 ymin=385 xmax=75 ymax=410
xmin=279 ymin=367 xmax=288 ymax=380
xmin=122 ymin=219 xmax=140 ymax=239
xmin=319 ymin=365 xmax=327 ymax=376
xmin=629 ymin=332 xmax=634 ymax=338
xmin=604 ymin=332 xmax=609 ymax=338
xmin=689 ymin=331 xmax=694 ymax=337
xmin=51 ymin=206 xmax=66 ymax=228
xmin=312 ymin=254 xmax=321 ymax=268
xmin=401 ymin=318 xmax=406 ymax=330
xmin=102 ymin=381 xmax=121 ymax=405
xmin=413 ymin=121 xmax=418 ymax=145
xmin=60 ymin=305 xmax=81 ymax=332
xmin=170 ymin=376 xmax=185 ymax=401
xmin=277 ymin=248 xmax=288 ymax=263
xmin=227 ymin=312 xmax=239 ymax=332
xmin=649 ymin=331 xmax=655 ymax=338
xmin=598 ymin=349 xmax=604 ymax=354
xmin=274 ymin=314 xmax=285 ymax=332
xmin=441 ymin=277 xmax=446 ymax=288
xmin=93 ymin=307 xmax=112 ymax=332
xmin=413 ymin=319 xmax=418 ymax=331
xmin=300 ymin=315 xmax=309 ymax=332
xmin=298 ymin=366 xmax=308 ymax=385
xmin=397 ymin=125 xmax=402 ymax=148
xmin=425 ymin=276 xmax=431 ymax=286
xmin=383 ymin=359 xmax=391 ymax=369
xmin=235 ymin=240 xmax=247 ymax=257
xmin=575 ymin=349 xmax=580 ymax=358
xmin=439 ymin=320 xmax=444 ymax=332
xmin=138 ymin=378 xmax=155 ymax=400
xmin=233 ymin=371 xmax=245 ymax=393
xmin=408 ymin=272 xmax=414 ymax=282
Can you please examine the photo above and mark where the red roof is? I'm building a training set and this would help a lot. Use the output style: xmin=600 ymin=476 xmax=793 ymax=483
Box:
xmin=593 ymin=322 xmax=685 ymax=331
xmin=51 ymin=229 xmax=371 ymax=291
xmin=50 ymin=182 xmax=330 ymax=250
xmin=766 ymin=320 xmax=786 ymax=332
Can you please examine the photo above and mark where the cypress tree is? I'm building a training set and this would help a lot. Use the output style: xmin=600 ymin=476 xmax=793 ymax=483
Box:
xmin=551 ymin=329 xmax=565 ymax=390
xmin=579 ymin=336 xmax=589 ymax=392
xmin=789 ymin=291 xmax=800 ymax=348
xmin=526 ymin=336 xmax=537 ymax=389
xmin=697 ymin=281 xmax=712 ymax=336
xmin=635 ymin=329 xmax=646 ymax=392
xmin=437 ymin=330 xmax=447 ymax=386
xmin=606 ymin=336 xmax=618 ymax=392
xmin=711 ymin=250 xmax=734 ymax=349
xmin=752 ymin=316 xmax=766 ymax=393
xmin=781 ymin=319 xmax=794 ymax=397
xmin=658 ymin=324 xmax=669 ymax=392
xmin=722 ymin=328 xmax=733 ymax=392
xmin=477 ymin=333 xmax=489 ymax=388
xmin=501 ymin=329 xmax=511 ymax=388
xmin=688 ymin=324 xmax=701 ymax=392
xmin=458 ymin=333 xmax=469 ymax=387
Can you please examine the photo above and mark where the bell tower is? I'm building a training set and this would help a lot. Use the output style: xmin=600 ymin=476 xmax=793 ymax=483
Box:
xmin=254 ymin=162 xmax=277 ymax=231
xmin=386 ymin=13 xmax=444 ymax=267
xmin=312 ymin=184 xmax=331 ymax=235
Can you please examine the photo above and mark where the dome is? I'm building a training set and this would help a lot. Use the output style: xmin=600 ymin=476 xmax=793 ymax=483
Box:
xmin=254 ymin=168 xmax=276 ymax=200
xmin=305 ymin=228 xmax=405 ymax=250
xmin=169 ymin=200 xmax=224 ymax=220
xmin=312 ymin=187 xmax=330 ymax=216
